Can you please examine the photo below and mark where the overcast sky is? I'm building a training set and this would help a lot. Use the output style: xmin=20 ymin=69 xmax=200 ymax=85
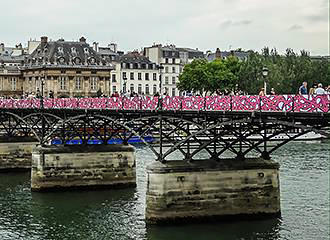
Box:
xmin=1 ymin=0 xmax=329 ymax=55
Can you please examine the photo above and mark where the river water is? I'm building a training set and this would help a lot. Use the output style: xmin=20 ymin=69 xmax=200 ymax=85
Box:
xmin=0 ymin=142 xmax=329 ymax=240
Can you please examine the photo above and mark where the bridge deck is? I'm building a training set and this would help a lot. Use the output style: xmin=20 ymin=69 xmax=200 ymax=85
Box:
xmin=0 ymin=95 xmax=329 ymax=113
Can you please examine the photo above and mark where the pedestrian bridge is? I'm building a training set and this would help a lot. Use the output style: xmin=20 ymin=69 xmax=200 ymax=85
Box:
xmin=0 ymin=95 xmax=329 ymax=222
xmin=0 ymin=95 xmax=329 ymax=162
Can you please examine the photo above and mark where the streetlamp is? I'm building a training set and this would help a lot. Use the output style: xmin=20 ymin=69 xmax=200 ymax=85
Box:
xmin=262 ymin=67 xmax=269 ymax=95
xmin=158 ymin=64 xmax=164 ymax=95
xmin=123 ymin=76 xmax=127 ymax=94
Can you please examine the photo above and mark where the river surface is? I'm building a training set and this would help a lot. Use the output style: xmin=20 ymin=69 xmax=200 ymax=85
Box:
xmin=0 ymin=142 xmax=329 ymax=240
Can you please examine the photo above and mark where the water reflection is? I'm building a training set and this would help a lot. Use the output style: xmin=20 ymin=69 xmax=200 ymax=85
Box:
xmin=0 ymin=142 xmax=329 ymax=240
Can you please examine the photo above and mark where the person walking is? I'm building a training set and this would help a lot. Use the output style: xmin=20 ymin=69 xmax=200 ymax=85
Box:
xmin=258 ymin=88 xmax=265 ymax=96
xmin=298 ymin=82 xmax=308 ymax=95
xmin=309 ymin=83 xmax=317 ymax=95
xmin=315 ymin=83 xmax=326 ymax=95
xmin=270 ymin=88 xmax=276 ymax=95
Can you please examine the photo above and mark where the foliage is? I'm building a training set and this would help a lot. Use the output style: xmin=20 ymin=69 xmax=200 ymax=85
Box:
xmin=177 ymin=57 xmax=241 ymax=95
xmin=178 ymin=48 xmax=330 ymax=95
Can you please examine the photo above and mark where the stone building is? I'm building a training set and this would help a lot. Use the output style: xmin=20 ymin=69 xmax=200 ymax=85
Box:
xmin=205 ymin=48 xmax=250 ymax=61
xmin=144 ymin=44 xmax=204 ymax=96
xmin=0 ymin=66 xmax=23 ymax=97
xmin=23 ymin=36 xmax=114 ymax=98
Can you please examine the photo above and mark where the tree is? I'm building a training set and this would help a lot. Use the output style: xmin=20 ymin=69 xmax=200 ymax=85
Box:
xmin=177 ymin=57 xmax=241 ymax=95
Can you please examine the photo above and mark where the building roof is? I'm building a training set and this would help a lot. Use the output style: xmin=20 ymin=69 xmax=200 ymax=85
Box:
xmin=206 ymin=50 xmax=249 ymax=61
xmin=25 ymin=37 xmax=114 ymax=70
xmin=120 ymin=52 xmax=154 ymax=64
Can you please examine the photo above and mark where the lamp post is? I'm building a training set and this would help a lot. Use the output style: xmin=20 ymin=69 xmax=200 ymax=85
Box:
xmin=262 ymin=67 xmax=269 ymax=95
xmin=158 ymin=64 xmax=164 ymax=96
xmin=123 ymin=76 xmax=127 ymax=94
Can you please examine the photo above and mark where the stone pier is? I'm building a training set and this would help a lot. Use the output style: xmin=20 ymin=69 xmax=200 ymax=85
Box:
xmin=146 ymin=158 xmax=280 ymax=224
xmin=0 ymin=137 xmax=38 ymax=172
xmin=31 ymin=144 xmax=136 ymax=191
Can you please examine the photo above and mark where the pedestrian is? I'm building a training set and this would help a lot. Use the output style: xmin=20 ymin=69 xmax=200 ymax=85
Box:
xmin=298 ymin=81 xmax=308 ymax=95
xmin=258 ymin=88 xmax=265 ymax=96
xmin=315 ymin=83 xmax=326 ymax=95
xmin=270 ymin=88 xmax=276 ymax=95
xmin=309 ymin=83 xmax=317 ymax=95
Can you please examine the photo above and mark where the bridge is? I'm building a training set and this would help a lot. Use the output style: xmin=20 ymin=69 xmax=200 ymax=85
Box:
xmin=0 ymin=95 xmax=329 ymax=224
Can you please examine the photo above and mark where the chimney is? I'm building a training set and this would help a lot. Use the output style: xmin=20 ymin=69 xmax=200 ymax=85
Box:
xmin=79 ymin=36 xmax=86 ymax=43
xmin=109 ymin=43 xmax=117 ymax=53
xmin=215 ymin=48 xmax=221 ymax=59
xmin=93 ymin=42 xmax=99 ymax=52
xmin=40 ymin=36 xmax=48 ymax=49
xmin=0 ymin=43 xmax=4 ymax=52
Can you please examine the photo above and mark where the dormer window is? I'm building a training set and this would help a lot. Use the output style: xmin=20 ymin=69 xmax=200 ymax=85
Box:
xmin=58 ymin=47 xmax=64 ymax=54
xmin=84 ymin=48 xmax=89 ymax=54
xmin=44 ymin=48 xmax=48 ymax=54
xmin=37 ymin=49 xmax=41 ymax=54
xmin=71 ymin=47 xmax=77 ymax=54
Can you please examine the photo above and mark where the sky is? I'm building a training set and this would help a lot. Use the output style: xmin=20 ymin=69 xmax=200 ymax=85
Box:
xmin=0 ymin=0 xmax=329 ymax=55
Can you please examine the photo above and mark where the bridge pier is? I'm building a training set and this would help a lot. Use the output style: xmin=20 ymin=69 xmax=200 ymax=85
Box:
xmin=146 ymin=158 xmax=280 ymax=224
xmin=0 ymin=137 xmax=38 ymax=172
xmin=31 ymin=144 xmax=136 ymax=191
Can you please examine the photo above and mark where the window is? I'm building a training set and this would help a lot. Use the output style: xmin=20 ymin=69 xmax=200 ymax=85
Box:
xmin=172 ymin=88 xmax=176 ymax=96
xmin=112 ymin=74 xmax=116 ymax=82
xmin=165 ymin=58 xmax=169 ymax=63
xmin=172 ymin=77 xmax=176 ymax=84
xmin=130 ymin=72 xmax=134 ymax=80
xmin=138 ymin=73 xmax=142 ymax=80
xmin=165 ymin=76 xmax=169 ymax=85
xmin=172 ymin=67 xmax=176 ymax=73
xmin=165 ymin=66 xmax=169 ymax=73
xmin=153 ymin=73 xmax=157 ymax=81
xmin=172 ymin=58 xmax=176 ymax=64
xmin=75 ymin=77 xmax=82 ymax=90
xmin=153 ymin=84 xmax=157 ymax=94
xmin=59 ymin=76 xmax=66 ymax=90
xmin=138 ymin=84 xmax=142 ymax=94
xmin=90 ymin=77 xmax=98 ymax=90
xmin=145 ymin=73 xmax=149 ymax=80
xmin=130 ymin=83 xmax=134 ymax=93
xmin=112 ymin=86 xmax=117 ymax=93
xmin=11 ymin=78 xmax=16 ymax=91
xmin=179 ymin=66 xmax=183 ymax=73
xmin=145 ymin=84 xmax=149 ymax=95
xmin=122 ymin=72 xmax=127 ymax=80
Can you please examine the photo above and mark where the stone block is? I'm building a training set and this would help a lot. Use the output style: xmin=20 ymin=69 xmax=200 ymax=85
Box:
xmin=146 ymin=158 xmax=280 ymax=224
xmin=31 ymin=145 xmax=136 ymax=191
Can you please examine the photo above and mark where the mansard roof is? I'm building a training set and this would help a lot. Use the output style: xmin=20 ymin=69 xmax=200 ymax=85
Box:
xmin=25 ymin=37 xmax=114 ymax=70
xmin=120 ymin=52 xmax=154 ymax=64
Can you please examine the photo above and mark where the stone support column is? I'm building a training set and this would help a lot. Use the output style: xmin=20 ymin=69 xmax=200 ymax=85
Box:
xmin=146 ymin=158 xmax=280 ymax=224
xmin=31 ymin=144 xmax=136 ymax=191
xmin=0 ymin=137 xmax=38 ymax=172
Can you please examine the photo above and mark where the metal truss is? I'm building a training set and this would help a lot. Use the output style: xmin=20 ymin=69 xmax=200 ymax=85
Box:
xmin=0 ymin=109 xmax=329 ymax=162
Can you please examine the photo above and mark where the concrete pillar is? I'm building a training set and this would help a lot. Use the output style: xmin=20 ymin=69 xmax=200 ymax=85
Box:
xmin=0 ymin=137 xmax=38 ymax=172
xmin=146 ymin=158 xmax=280 ymax=224
xmin=31 ymin=144 xmax=136 ymax=191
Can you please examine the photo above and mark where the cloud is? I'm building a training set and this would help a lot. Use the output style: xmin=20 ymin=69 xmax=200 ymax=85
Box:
xmin=288 ymin=24 xmax=303 ymax=31
xmin=220 ymin=19 xmax=252 ymax=28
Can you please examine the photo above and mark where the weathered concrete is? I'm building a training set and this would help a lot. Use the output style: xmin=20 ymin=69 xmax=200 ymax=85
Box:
xmin=146 ymin=158 xmax=280 ymax=224
xmin=31 ymin=144 xmax=136 ymax=191
xmin=0 ymin=137 xmax=38 ymax=172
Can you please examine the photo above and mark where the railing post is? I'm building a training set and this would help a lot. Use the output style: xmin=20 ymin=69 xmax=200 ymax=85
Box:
xmin=292 ymin=95 xmax=295 ymax=112
xmin=230 ymin=96 xmax=233 ymax=111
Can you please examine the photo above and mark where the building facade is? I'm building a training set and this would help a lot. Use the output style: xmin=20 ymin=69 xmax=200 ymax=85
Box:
xmin=0 ymin=66 xmax=23 ymax=97
xmin=22 ymin=36 xmax=114 ymax=98
xmin=144 ymin=44 xmax=204 ymax=96
xmin=116 ymin=52 xmax=159 ymax=96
